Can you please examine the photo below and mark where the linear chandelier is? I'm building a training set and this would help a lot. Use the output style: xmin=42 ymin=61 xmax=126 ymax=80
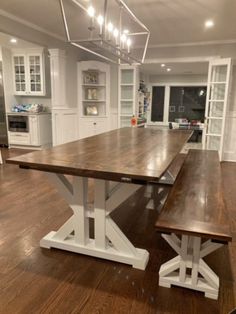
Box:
xmin=59 ymin=0 xmax=150 ymax=65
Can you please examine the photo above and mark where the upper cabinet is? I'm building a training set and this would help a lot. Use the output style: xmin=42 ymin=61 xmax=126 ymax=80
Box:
xmin=12 ymin=48 xmax=46 ymax=96
xmin=78 ymin=61 xmax=110 ymax=118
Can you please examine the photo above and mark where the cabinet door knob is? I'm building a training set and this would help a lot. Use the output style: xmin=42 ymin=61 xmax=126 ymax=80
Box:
xmin=93 ymin=122 xmax=96 ymax=125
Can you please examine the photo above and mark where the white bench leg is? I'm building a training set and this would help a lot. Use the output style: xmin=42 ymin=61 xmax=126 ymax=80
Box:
xmin=159 ymin=233 xmax=223 ymax=300
xmin=40 ymin=174 xmax=149 ymax=270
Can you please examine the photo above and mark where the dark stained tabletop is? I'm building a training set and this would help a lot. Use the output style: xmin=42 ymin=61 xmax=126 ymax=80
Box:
xmin=6 ymin=128 xmax=192 ymax=183
xmin=155 ymin=150 xmax=232 ymax=242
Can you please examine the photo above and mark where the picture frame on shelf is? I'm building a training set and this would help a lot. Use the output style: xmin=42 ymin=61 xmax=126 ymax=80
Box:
xmin=84 ymin=71 xmax=99 ymax=84
xmin=86 ymin=88 xmax=98 ymax=100
xmin=85 ymin=105 xmax=98 ymax=116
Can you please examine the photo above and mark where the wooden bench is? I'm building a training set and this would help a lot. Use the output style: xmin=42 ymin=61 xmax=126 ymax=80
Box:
xmin=146 ymin=154 xmax=187 ymax=209
xmin=155 ymin=149 xmax=232 ymax=300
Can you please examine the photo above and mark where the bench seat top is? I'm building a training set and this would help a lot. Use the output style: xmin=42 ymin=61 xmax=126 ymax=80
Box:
xmin=155 ymin=150 xmax=232 ymax=242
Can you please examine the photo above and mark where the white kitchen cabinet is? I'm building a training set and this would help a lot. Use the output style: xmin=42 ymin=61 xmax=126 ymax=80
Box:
xmin=78 ymin=61 xmax=110 ymax=139
xmin=12 ymin=48 xmax=45 ymax=96
xmin=8 ymin=132 xmax=30 ymax=145
xmin=52 ymin=108 xmax=79 ymax=146
xmin=79 ymin=117 xmax=108 ymax=139
xmin=8 ymin=113 xmax=52 ymax=148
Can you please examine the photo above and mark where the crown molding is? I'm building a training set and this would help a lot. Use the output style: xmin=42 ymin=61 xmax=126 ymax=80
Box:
xmin=134 ymin=39 xmax=236 ymax=50
xmin=0 ymin=9 xmax=64 ymax=42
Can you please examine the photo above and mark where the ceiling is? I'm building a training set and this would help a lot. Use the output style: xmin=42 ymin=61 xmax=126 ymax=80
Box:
xmin=0 ymin=0 xmax=236 ymax=48
xmin=140 ymin=62 xmax=209 ymax=76
xmin=0 ymin=32 xmax=39 ymax=49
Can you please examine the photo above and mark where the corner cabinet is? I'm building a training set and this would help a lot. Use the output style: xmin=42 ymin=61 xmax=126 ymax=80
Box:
xmin=12 ymin=48 xmax=46 ymax=96
xmin=118 ymin=65 xmax=139 ymax=128
xmin=78 ymin=61 xmax=110 ymax=139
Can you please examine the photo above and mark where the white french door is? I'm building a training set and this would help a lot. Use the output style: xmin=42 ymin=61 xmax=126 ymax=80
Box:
xmin=203 ymin=58 xmax=232 ymax=161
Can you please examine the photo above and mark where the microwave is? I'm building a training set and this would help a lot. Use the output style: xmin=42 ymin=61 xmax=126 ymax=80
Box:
xmin=8 ymin=115 xmax=29 ymax=133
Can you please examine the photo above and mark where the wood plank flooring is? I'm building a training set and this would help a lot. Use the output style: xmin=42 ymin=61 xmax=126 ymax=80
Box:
xmin=0 ymin=148 xmax=236 ymax=314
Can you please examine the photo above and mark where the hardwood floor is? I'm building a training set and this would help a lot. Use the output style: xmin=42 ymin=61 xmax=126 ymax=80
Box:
xmin=0 ymin=148 xmax=235 ymax=314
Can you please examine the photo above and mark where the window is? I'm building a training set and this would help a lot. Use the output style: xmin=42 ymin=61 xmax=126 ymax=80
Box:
xmin=151 ymin=86 xmax=165 ymax=122
xmin=150 ymin=85 xmax=207 ymax=124
xmin=169 ymin=86 xmax=206 ymax=122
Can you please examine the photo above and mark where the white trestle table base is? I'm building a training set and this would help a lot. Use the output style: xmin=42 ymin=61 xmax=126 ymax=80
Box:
xmin=40 ymin=173 xmax=149 ymax=270
xmin=159 ymin=233 xmax=223 ymax=299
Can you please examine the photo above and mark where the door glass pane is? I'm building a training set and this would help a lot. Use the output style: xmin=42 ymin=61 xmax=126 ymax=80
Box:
xmin=208 ymin=101 xmax=224 ymax=117
xmin=209 ymin=84 xmax=225 ymax=100
xmin=151 ymin=86 xmax=165 ymax=122
xmin=211 ymin=65 xmax=227 ymax=82
xmin=206 ymin=119 xmax=222 ymax=135
xmin=206 ymin=136 xmax=220 ymax=151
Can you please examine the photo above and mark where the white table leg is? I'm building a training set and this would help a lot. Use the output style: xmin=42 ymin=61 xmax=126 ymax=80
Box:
xmin=0 ymin=150 xmax=3 ymax=164
xmin=159 ymin=233 xmax=223 ymax=299
xmin=40 ymin=173 xmax=149 ymax=270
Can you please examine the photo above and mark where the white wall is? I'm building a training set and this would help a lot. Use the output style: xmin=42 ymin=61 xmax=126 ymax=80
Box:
xmin=65 ymin=49 xmax=78 ymax=108
xmin=149 ymin=74 xmax=207 ymax=84
xmin=1 ymin=47 xmax=17 ymax=112
xmin=0 ymin=47 xmax=2 ymax=60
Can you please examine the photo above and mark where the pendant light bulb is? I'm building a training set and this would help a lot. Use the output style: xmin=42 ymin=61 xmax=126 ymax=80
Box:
xmin=97 ymin=15 xmax=104 ymax=25
xmin=87 ymin=5 xmax=95 ymax=17
xmin=121 ymin=34 xmax=127 ymax=43
xmin=107 ymin=22 xmax=113 ymax=32
xmin=113 ymin=28 xmax=119 ymax=38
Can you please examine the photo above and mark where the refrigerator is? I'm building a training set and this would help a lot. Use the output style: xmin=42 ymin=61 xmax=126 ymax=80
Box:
xmin=0 ymin=61 xmax=8 ymax=146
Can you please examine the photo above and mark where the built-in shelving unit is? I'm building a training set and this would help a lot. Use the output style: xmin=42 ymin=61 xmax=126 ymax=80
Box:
xmin=78 ymin=61 xmax=110 ymax=138
xmin=118 ymin=65 xmax=139 ymax=128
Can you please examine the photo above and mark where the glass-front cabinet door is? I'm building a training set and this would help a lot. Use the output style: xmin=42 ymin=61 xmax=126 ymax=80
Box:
xmin=13 ymin=55 xmax=26 ymax=94
xmin=28 ymin=54 xmax=43 ymax=94
xmin=12 ymin=49 xmax=45 ymax=96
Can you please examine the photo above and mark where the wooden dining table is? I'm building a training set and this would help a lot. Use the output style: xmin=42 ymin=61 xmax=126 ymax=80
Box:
xmin=7 ymin=127 xmax=192 ymax=270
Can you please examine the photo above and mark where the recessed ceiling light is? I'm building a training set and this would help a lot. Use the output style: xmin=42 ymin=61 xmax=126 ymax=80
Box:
xmin=167 ymin=68 xmax=171 ymax=72
xmin=205 ymin=20 xmax=214 ymax=28
xmin=161 ymin=63 xmax=166 ymax=67
xmin=10 ymin=38 xmax=17 ymax=44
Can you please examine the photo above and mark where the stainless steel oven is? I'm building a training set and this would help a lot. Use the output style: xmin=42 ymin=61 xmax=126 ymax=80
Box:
xmin=8 ymin=115 xmax=29 ymax=132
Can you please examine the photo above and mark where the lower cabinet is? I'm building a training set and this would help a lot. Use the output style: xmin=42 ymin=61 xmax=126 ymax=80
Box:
xmin=79 ymin=118 xmax=109 ymax=139
xmin=8 ymin=132 xmax=31 ymax=145
xmin=52 ymin=108 xmax=79 ymax=146
xmin=8 ymin=114 xmax=52 ymax=148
